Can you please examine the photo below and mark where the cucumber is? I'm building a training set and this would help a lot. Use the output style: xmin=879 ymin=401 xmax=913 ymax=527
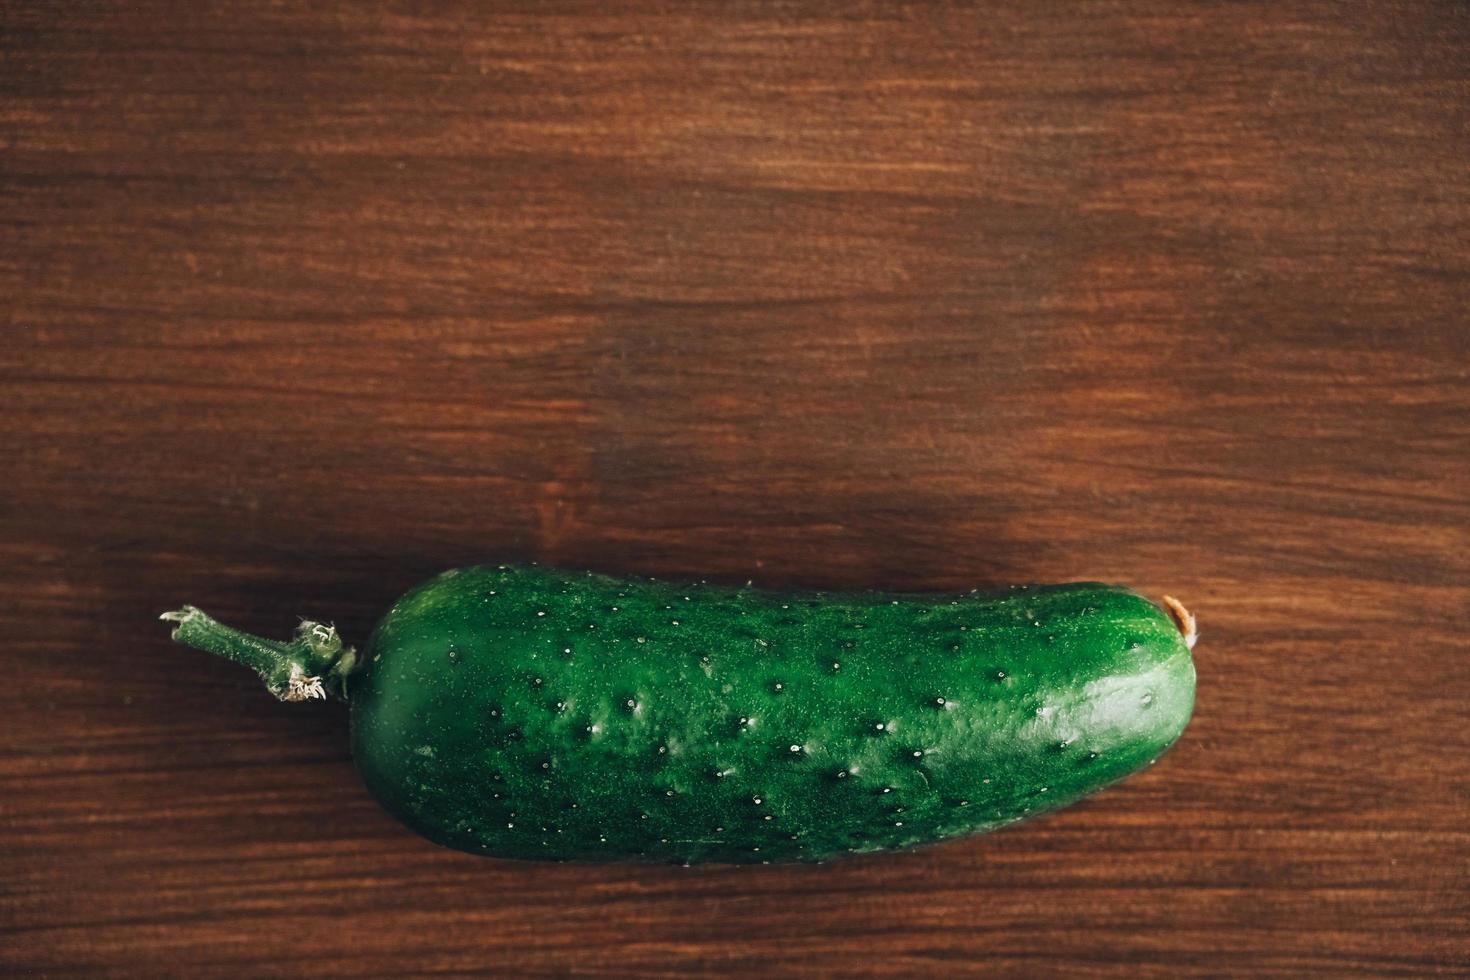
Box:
xmin=162 ymin=565 xmax=1196 ymax=864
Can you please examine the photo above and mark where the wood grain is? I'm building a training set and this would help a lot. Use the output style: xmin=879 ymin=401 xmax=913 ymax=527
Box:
xmin=2 ymin=1 xmax=1467 ymax=976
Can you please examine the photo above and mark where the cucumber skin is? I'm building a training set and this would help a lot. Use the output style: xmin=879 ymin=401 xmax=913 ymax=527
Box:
xmin=349 ymin=566 xmax=1195 ymax=864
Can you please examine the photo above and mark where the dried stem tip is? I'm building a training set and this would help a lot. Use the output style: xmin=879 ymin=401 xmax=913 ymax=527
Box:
xmin=1160 ymin=595 xmax=1197 ymax=650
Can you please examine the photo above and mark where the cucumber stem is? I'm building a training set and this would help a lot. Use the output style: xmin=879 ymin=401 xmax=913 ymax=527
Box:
xmin=160 ymin=606 xmax=357 ymax=701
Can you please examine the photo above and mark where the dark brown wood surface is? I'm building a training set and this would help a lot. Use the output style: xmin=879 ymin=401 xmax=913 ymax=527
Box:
xmin=3 ymin=2 xmax=1467 ymax=976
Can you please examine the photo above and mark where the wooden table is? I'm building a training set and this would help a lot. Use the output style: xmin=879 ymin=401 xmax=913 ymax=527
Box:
xmin=4 ymin=2 xmax=1466 ymax=976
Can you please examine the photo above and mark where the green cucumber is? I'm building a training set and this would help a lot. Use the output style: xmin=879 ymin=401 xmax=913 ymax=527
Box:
xmin=162 ymin=565 xmax=1196 ymax=864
